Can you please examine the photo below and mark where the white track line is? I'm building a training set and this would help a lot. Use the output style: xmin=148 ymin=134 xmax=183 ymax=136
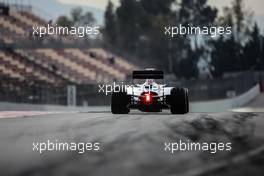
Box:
xmin=231 ymin=107 xmax=264 ymax=113
xmin=0 ymin=111 xmax=76 ymax=119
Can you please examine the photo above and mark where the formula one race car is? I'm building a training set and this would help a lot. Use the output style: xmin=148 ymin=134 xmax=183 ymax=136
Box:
xmin=111 ymin=69 xmax=189 ymax=114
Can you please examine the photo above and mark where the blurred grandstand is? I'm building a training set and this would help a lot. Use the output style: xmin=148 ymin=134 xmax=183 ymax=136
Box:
xmin=0 ymin=2 xmax=139 ymax=105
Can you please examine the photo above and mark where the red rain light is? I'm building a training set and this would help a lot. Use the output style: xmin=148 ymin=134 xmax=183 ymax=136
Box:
xmin=144 ymin=93 xmax=152 ymax=103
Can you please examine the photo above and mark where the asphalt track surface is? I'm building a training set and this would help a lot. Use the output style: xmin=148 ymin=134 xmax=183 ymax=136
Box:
xmin=0 ymin=96 xmax=264 ymax=176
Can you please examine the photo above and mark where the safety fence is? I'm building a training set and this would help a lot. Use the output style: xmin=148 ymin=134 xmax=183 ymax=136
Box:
xmin=0 ymin=72 xmax=263 ymax=106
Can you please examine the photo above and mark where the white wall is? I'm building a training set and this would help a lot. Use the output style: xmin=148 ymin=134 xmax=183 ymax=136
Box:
xmin=190 ymin=84 xmax=260 ymax=113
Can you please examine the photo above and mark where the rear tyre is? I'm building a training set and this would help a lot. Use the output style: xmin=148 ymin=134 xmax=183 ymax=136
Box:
xmin=170 ymin=88 xmax=189 ymax=114
xmin=111 ymin=92 xmax=130 ymax=114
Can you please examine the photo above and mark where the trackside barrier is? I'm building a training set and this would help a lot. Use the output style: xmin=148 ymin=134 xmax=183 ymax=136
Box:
xmin=190 ymin=84 xmax=260 ymax=113
xmin=0 ymin=85 xmax=260 ymax=113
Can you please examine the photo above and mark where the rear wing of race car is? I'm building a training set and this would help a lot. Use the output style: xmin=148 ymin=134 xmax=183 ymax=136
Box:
xmin=132 ymin=70 xmax=164 ymax=79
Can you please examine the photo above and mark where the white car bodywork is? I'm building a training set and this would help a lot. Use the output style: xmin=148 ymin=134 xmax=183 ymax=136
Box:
xmin=126 ymin=83 xmax=174 ymax=97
